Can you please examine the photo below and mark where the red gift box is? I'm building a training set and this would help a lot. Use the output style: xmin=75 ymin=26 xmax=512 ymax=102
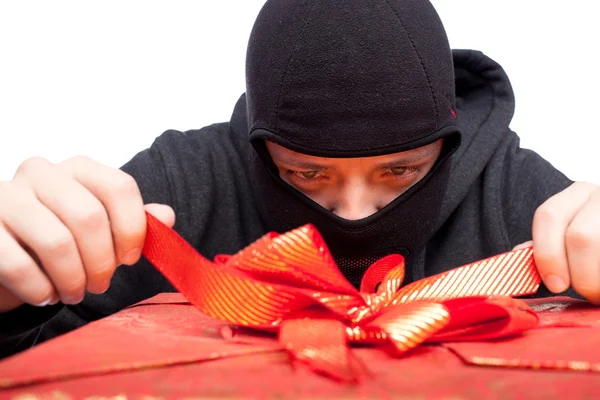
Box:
xmin=2 ymin=214 xmax=600 ymax=399
xmin=0 ymin=294 xmax=600 ymax=399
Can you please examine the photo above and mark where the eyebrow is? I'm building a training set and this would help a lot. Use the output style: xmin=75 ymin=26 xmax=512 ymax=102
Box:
xmin=272 ymin=156 xmax=331 ymax=170
xmin=379 ymin=147 xmax=438 ymax=166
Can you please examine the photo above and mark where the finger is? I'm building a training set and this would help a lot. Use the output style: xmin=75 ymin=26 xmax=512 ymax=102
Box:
xmin=0 ymin=180 xmax=86 ymax=304
xmin=144 ymin=203 xmax=176 ymax=228
xmin=58 ymin=156 xmax=147 ymax=266
xmin=565 ymin=190 xmax=600 ymax=304
xmin=0 ymin=285 xmax=26 ymax=313
xmin=0 ymin=223 xmax=58 ymax=310
xmin=532 ymin=182 xmax=595 ymax=293
xmin=16 ymin=158 xmax=116 ymax=294
xmin=513 ymin=240 xmax=533 ymax=251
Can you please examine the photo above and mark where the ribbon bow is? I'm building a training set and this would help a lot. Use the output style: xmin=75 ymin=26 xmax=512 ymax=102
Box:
xmin=142 ymin=213 xmax=541 ymax=382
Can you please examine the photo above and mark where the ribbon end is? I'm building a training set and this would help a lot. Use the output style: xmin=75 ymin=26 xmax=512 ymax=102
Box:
xmin=279 ymin=312 xmax=370 ymax=383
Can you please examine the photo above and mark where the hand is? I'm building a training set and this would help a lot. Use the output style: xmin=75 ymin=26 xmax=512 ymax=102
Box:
xmin=514 ymin=182 xmax=600 ymax=304
xmin=0 ymin=156 xmax=175 ymax=313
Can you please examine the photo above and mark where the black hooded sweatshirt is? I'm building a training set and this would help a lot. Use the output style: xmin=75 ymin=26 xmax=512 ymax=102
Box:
xmin=0 ymin=1 xmax=577 ymax=359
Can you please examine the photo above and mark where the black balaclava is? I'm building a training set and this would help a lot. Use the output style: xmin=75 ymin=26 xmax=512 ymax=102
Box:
xmin=245 ymin=0 xmax=461 ymax=286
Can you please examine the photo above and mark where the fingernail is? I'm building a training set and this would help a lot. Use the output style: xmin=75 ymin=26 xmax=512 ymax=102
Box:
xmin=48 ymin=294 xmax=60 ymax=305
xmin=62 ymin=292 xmax=85 ymax=305
xmin=544 ymin=274 xmax=568 ymax=293
xmin=33 ymin=297 xmax=54 ymax=307
xmin=33 ymin=294 xmax=60 ymax=307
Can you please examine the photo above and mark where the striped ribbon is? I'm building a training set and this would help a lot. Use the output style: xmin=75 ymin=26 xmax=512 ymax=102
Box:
xmin=142 ymin=212 xmax=541 ymax=382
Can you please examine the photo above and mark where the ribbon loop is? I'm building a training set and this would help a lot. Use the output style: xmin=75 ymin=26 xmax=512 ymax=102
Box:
xmin=391 ymin=248 xmax=539 ymax=305
xmin=142 ymin=212 xmax=542 ymax=381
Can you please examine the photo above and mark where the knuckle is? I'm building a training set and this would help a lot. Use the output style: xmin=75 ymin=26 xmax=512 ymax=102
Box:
xmin=39 ymin=233 xmax=77 ymax=260
xmin=533 ymin=205 xmax=557 ymax=226
xmin=111 ymin=173 xmax=138 ymax=197
xmin=73 ymin=207 xmax=109 ymax=231
xmin=62 ymin=155 xmax=93 ymax=167
xmin=16 ymin=156 xmax=50 ymax=176
xmin=58 ymin=155 xmax=96 ymax=177
xmin=565 ymin=226 xmax=596 ymax=250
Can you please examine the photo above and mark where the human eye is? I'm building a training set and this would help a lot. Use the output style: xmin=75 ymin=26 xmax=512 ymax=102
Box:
xmin=291 ymin=170 xmax=321 ymax=180
xmin=389 ymin=165 xmax=421 ymax=177
xmin=285 ymin=169 xmax=328 ymax=191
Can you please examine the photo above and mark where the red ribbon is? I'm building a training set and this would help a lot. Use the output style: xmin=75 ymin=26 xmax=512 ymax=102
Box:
xmin=142 ymin=212 xmax=541 ymax=382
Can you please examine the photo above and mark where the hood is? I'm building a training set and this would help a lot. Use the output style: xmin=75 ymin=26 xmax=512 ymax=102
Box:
xmin=229 ymin=0 xmax=514 ymax=286
xmin=229 ymin=48 xmax=517 ymax=226
xmin=437 ymin=49 xmax=517 ymax=228
xmin=245 ymin=0 xmax=459 ymax=156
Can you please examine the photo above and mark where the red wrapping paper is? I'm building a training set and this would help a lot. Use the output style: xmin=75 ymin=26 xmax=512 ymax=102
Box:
xmin=446 ymin=297 xmax=600 ymax=372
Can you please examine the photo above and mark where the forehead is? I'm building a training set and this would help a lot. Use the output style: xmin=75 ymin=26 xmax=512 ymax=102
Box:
xmin=266 ymin=140 xmax=443 ymax=165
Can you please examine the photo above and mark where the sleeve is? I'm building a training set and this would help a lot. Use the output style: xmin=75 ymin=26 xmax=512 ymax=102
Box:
xmin=500 ymin=132 xmax=580 ymax=298
xmin=0 ymin=133 xmax=180 ymax=359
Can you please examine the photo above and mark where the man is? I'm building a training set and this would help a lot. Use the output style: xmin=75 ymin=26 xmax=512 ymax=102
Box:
xmin=1 ymin=0 xmax=598 ymax=359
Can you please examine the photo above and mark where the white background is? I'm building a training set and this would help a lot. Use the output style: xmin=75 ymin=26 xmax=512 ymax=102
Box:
xmin=0 ymin=1 xmax=598 ymax=183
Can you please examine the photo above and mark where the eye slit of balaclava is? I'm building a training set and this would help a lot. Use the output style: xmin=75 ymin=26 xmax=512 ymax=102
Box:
xmin=257 ymin=135 xmax=459 ymax=223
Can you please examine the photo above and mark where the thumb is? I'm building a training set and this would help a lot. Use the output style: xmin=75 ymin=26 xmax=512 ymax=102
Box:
xmin=512 ymin=240 xmax=533 ymax=251
xmin=144 ymin=203 xmax=176 ymax=228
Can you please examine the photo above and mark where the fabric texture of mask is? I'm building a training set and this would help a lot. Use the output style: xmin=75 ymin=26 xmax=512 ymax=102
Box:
xmin=246 ymin=0 xmax=461 ymax=286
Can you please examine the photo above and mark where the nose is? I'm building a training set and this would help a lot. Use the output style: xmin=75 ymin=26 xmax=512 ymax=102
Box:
xmin=331 ymin=182 xmax=379 ymax=220
xmin=333 ymin=206 xmax=377 ymax=220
